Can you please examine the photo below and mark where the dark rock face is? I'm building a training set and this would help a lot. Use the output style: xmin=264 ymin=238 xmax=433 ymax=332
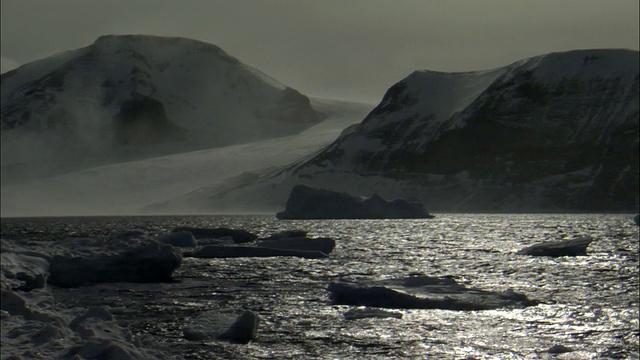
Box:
xmin=517 ymin=236 xmax=592 ymax=257
xmin=284 ymin=50 xmax=639 ymax=212
xmin=269 ymin=87 xmax=320 ymax=123
xmin=113 ymin=95 xmax=187 ymax=145
xmin=276 ymin=185 xmax=434 ymax=219
xmin=327 ymin=275 xmax=538 ymax=310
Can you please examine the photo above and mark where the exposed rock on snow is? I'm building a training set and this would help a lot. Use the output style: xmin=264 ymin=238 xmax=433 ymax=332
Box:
xmin=327 ymin=275 xmax=538 ymax=310
xmin=517 ymin=236 xmax=593 ymax=257
xmin=256 ymin=237 xmax=336 ymax=255
xmin=190 ymin=245 xmax=328 ymax=259
xmin=171 ymin=227 xmax=258 ymax=243
xmin=184 ymin=310 xmax=260 ymax=344
xmin=276 ymin=185 xmax=434 ymax=219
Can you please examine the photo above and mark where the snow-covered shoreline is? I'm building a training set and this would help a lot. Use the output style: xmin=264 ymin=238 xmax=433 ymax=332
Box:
xmin=1 ymin=233 xmax=184 ymax=359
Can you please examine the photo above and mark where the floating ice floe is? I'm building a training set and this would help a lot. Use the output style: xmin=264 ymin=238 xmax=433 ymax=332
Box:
xmin=183 ymin=310 xmax=260 ymax=344
xmin=516 ymin=236 xmax=593 ymax=257
xmin=327 ymin=275 xmax=538 ymax=310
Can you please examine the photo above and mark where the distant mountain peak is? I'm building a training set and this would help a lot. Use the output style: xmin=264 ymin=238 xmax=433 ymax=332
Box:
xmin=92 ymin=34 xmax=237 ymax=61
xmin=1 ymin=34 xmax=321 ymax=183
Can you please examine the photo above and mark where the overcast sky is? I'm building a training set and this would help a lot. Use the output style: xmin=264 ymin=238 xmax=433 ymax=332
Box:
xmin=1 ymin=0 xmax=638 ymax=103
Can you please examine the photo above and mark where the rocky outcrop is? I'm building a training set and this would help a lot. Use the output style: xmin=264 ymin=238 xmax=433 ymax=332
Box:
xmin=113 ymin=94 xmax=187 ymax=145
xmin=517 ymin=236 xmax=592 ymax=257
xmin=327 ymin=275 xmax=538 ymax=310
xmin=276 ymin=185 xmax=434 ymax=219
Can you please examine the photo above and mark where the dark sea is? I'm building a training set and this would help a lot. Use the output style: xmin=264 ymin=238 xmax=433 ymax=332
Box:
xmin=2 ymin=214 xmax=638 ymax=359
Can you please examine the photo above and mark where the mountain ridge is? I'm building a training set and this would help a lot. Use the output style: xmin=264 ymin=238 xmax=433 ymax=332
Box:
xmin=1 ymin=34 xmax=321 ymax=184
xmin=191 ymin=48 xmax=639 ymax=213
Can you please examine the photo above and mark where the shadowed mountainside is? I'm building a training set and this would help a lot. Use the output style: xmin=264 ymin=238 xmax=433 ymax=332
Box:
xmin=193 ymin=49 xmax=639 ymax=213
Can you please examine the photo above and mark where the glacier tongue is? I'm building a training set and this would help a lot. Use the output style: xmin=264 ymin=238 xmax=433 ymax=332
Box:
xmin=0 ymin=99 xmax=372 ymax=217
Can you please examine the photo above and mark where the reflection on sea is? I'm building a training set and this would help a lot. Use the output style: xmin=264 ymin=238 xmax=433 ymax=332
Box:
xmin=4 ymin=214 xmax=637 ymax=359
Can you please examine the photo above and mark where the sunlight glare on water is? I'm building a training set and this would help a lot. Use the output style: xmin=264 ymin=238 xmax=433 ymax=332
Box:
xmin=3 ymin=213 xmax=637 ymax=359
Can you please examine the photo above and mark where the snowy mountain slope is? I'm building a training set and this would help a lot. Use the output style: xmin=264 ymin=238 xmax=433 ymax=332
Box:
xmin=0 ymin=99 xmax=372 ymax=217
xmin=1 ymin=35 xmax=320 ymax=184
xmin=197 ymin=49 xmax=639 ymax=213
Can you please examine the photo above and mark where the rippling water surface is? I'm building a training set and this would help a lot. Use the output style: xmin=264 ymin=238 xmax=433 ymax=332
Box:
xmin=3 ymin=214 xmax=639 ymax=359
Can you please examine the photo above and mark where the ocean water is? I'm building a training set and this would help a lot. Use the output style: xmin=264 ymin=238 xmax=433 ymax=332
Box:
xmin=2 ymin=214 xmax=638 ymax=359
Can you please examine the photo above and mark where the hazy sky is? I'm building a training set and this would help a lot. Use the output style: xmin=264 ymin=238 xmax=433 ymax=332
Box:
xmin=1 ymin=0 xmax=638 ymax=103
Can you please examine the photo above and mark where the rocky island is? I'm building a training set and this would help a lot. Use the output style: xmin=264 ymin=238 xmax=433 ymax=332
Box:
xmin=276 ymin=184 xmax=435 ymax=219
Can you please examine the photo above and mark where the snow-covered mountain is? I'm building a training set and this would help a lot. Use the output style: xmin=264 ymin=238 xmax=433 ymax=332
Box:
xmin=1 ymin=35 xmax=320 ymax=183
xmin=197 ymin=49 xmax=639 ymax=213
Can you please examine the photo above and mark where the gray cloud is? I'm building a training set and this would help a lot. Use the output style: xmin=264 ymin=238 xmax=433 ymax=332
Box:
xmin=2 ymin=0 xmax=638 ymax=103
